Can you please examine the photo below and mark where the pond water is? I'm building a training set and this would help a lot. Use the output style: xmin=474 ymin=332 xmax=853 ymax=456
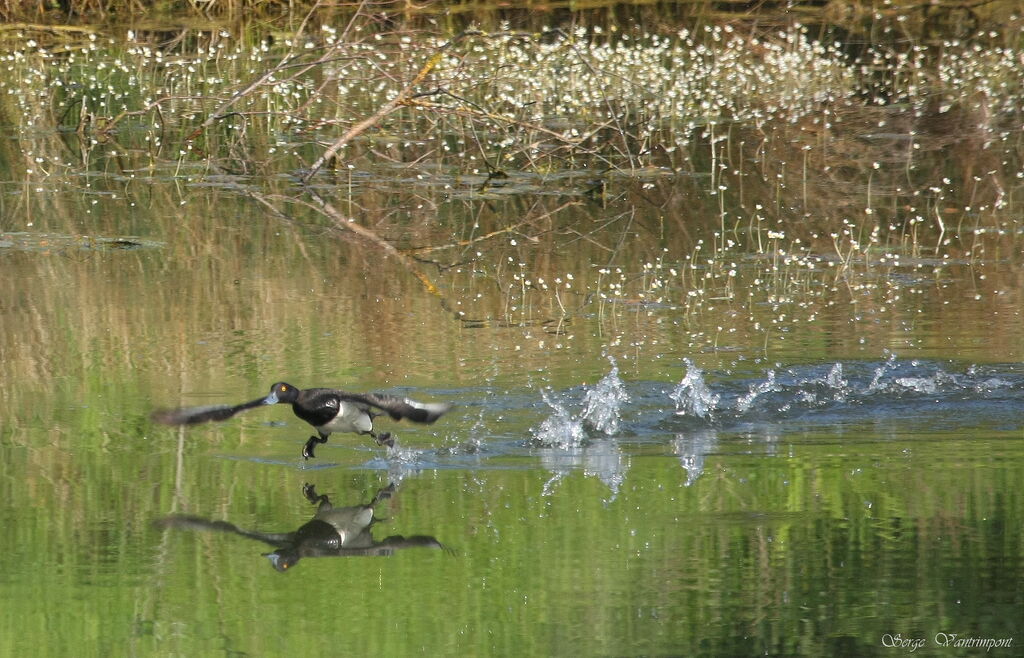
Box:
xmin=1 ymin=17 xmax=1024 ymax=657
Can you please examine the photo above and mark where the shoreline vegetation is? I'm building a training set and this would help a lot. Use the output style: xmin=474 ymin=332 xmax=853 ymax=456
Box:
xmin=1 ymin=0 xmax=1020 ymax=29
xmin=0 ymin=0 xmax=1021 ymax=333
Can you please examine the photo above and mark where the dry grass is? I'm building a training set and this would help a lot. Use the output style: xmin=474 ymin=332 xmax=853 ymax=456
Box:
xmin=0 ymin=4 xmax=1022 ymax=374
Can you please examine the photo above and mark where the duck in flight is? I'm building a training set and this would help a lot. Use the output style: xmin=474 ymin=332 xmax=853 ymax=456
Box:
xmin=152 ymin=382 xmax=452 ymax=459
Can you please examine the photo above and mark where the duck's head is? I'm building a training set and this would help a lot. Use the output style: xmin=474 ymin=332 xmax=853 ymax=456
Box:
xmin=264 ymin=548 xmax=300 ymax=572
xmin=263 ymin=382 xmax=299 ymax=405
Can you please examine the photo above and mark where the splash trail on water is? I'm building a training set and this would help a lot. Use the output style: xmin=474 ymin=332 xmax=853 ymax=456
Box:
xmin=532 ymin=358 xmax=631 ymax=448
xmin=448 ymin=357 xmax=1024 ymax=494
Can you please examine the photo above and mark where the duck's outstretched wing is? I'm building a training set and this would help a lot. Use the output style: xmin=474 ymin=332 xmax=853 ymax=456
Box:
xmin=151 ymin=396 xmax=269 ymax=426
xmin=155 ymin=515 xmax=293 ymax=547
xmin=342 ymin=392 xmax=452 ymax=424
xmin=378 ymin=534 xmax=455 ymax=555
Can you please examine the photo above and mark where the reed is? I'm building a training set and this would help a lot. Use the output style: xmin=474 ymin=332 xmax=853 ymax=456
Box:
xmin=1 ymin=6 xmax=1022 ymax=370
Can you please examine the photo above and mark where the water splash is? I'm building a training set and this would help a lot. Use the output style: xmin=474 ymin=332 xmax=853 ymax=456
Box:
xmin=966 ymin=364 xmax=1011 ymax=393
xmin=893 ymin=375 xmax=939 ymax=394
xmin=867 ymin=352 xmax=899 ymax=392
xmin=794 ymin=363 xmax=850 ymax=406
xmin=532 ymin=360 xmax=631 ymax=496
xmin=532 ymin=360 xmax=630 ymax=447
xmin=581 ymin=360 xmax=630 ymax=434
xmin=533 ymin=387 xmax=587 ymax=448
xmin=736 ymin=369 xmax=778 ymax=413
xmin=659 ymin=357 xmax=1024 ymax=438
xmin=360 ymin=445 xmax=428 ymax=486
xmin=670 ymin=358 xmax=720 ymax=420
xmin=824 ymin=362 xmax=848 ymax=400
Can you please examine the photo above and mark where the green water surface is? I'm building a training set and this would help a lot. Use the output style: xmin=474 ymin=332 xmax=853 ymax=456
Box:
xmin=1 ymin=15 xmax=1023 ymax=658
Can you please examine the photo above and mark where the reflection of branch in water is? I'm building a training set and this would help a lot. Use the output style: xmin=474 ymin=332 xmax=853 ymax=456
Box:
xmin=406 ymin=198 xmax=580 ymax=260
xmin=303 ymin=188 xmax=447 ymax=299
xmin=246 ymin=184 xmax=587 ymax=329
xmin=156 ymin=483 xmax=450 ymax=572
xmin=245 ymin=188 xmax=457 ymax=315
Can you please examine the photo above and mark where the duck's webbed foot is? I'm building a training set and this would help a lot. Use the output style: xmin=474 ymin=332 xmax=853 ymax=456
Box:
xmin=371 ymin=431 xmax=394 ymax=448
xmin=371 ymin=483 xmax=397 ymax=505
xmin=302 ymin=434 xmax=328 ymax=460
xmin=302 ymin=483 xmax=330 ymax=505
xmin=303 ymin=483 xmax=332 ymax=510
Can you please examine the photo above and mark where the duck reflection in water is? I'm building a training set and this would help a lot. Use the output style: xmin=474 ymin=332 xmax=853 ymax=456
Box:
xmin=157 ymin=483 xmax=450 ymax=571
